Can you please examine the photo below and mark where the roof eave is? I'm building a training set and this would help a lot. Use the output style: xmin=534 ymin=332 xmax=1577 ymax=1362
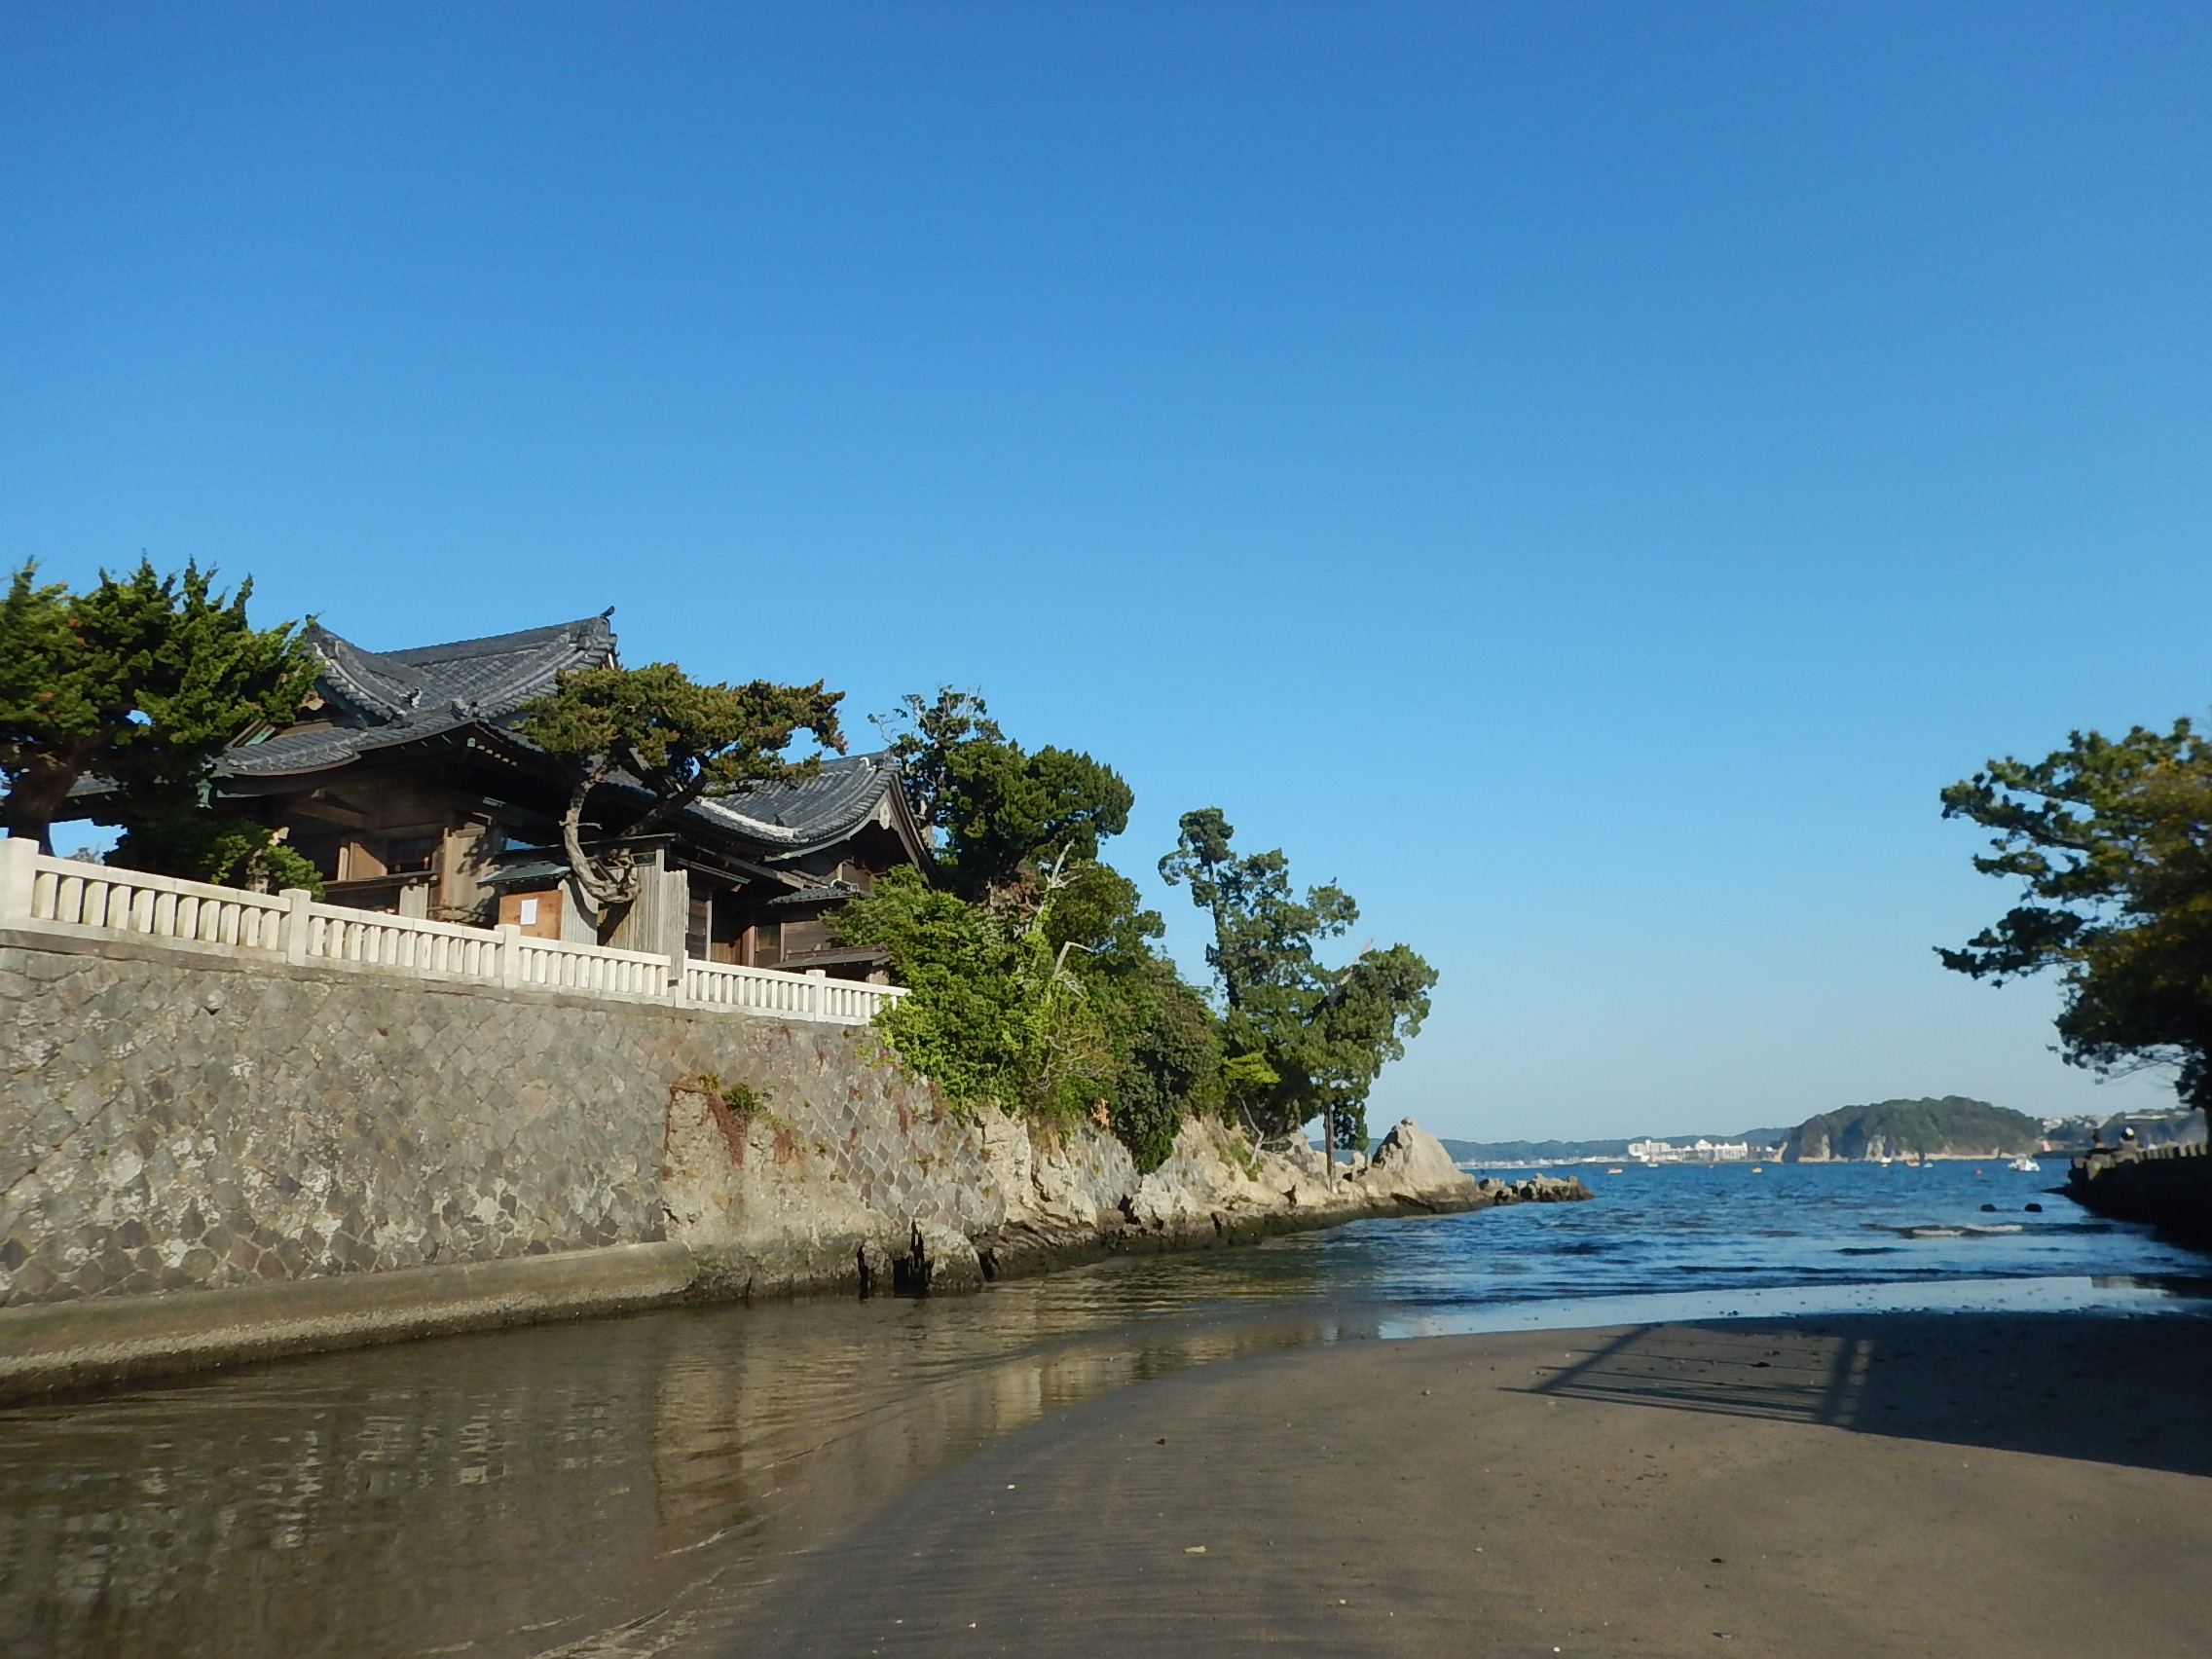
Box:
xmin=216 ymin=719 xmax=551 ymax=790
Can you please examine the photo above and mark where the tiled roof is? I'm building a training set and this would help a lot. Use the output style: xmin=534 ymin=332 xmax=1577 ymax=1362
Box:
xmin=689 ymin=753 xmax=903 ymax=850
xmin=225 ymin=615 xmax=617 ymax=777
xmin=223 ymin=613 xmax=912 ymax=860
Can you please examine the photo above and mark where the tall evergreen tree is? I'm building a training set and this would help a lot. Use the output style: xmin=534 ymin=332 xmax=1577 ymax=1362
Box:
xmin=874 ymin=686 xmax=1130 ymax=901
xmin=1942 ymin=718 xmax=2212 ymax=1108
xmin=0 ymin=559 xmax=315 ymax=873
xmin=1161 ymin=807 xmax=1436 ymax=1148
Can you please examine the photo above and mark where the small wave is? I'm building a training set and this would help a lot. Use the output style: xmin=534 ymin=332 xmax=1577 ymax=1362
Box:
xmin=1880 ymin=1223 xmax=2025 ymax=1239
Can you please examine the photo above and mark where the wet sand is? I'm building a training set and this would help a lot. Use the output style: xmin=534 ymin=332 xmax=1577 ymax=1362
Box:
xmin=744 ymin=1311 xmax=2212 ymax=1657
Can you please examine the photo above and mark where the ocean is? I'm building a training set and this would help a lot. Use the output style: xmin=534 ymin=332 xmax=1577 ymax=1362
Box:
xmin=1296 ymin=1157 xmax=2212 ymax=1327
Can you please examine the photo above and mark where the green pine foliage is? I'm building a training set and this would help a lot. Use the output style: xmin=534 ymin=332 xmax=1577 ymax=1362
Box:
xmin=876 ymin=687 xmax=1132 ymax=901
xmin=847 ymin=692 xmax=1221 ymax=1170
xmin=1942 ymin=719 xmax=2212 ymax=1110
xmin=1161 ymin=807 xmax=1436 ymax=1148
xmin=848 ymin=693 xmax=1426 ymax=1173
xmin=0 ymin=559 xmax=318 ymax=889
xmin=520 ymin=662 xmax=844 ymax=919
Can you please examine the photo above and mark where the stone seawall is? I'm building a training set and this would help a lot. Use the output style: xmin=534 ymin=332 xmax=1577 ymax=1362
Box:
xmin=0 ymin=929 xmax=1500 ymax=1397
xmin=2067 ymin=1143 xmax=2212 ymax=1250
xmin=0 ymin=926 xmax=973 ymax=1310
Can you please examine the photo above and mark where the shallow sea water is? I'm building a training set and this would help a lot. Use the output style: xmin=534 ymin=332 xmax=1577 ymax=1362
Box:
xmin=2 ymin=1161 xmax=2204 ymax=1658
xmin=1293 ymin=1157 xmax=2212 ymax=1316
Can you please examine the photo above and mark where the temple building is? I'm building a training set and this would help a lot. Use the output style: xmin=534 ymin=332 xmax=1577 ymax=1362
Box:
xmin=207 ymin=613 xmax=928 ymax=981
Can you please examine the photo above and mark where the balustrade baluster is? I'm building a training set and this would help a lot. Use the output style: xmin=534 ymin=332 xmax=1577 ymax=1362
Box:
xmin=5 ymin=844 xmax=900 ymax=1021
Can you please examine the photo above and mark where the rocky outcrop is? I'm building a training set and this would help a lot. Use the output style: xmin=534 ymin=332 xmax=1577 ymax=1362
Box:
xmin=660 ymin=1073 xmax=1500 ymax=1295
xmin=1360 ymin=1117 xmax=1487 ymax=1207
xmin=1474 ymin=1172 xmax=1595 ymax=1204
xmin=966 ymin=1114 xmax=1493 ymax=1280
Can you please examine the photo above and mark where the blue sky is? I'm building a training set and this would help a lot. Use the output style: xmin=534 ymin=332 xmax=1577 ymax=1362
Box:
xmin=5 ymin=3 xmax=2208 ymax=1139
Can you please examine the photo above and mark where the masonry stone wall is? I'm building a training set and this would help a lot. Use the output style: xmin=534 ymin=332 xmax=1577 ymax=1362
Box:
xmin=1 ymin=926 xmax=1493 ymax=1337
xmin=0 ymin=929 xmax=969 ymax=1309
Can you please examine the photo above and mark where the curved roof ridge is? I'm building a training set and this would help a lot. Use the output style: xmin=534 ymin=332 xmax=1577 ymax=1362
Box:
xmin=227 ymin=610 xmax=620 ymax=775
xmin=688 ymin=751 xmax=899 ymax=847
xmin=382 ymin=613 xmax=616 ymax=668
xmin=306 ymin=625 xmax=429 ymax=722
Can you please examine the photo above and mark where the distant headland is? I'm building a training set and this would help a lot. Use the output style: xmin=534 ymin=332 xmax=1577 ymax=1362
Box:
xmin=1781 ymin=1096 xmax=2037 ymax=1161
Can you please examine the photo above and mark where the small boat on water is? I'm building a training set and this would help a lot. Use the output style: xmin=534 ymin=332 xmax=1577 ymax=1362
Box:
xmin=1604 ymin=1167 xmax=1624 ymax=1175
xmin=2009 ymin=1156 xmax=2042 ymax=1173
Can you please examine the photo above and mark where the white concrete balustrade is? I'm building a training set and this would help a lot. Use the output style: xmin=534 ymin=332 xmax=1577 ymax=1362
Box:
xmin=682 ymin=957 xmax=893 ymax=1022
xmin=0 ymin=837 xmax=905 ymax=1025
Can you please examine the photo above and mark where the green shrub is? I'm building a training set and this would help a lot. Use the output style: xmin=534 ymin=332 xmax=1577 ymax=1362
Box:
xmin=110 ymin=814 xmax=324 ymax=896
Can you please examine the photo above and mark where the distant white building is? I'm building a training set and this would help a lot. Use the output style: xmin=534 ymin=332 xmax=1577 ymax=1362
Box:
xmin=1628 ymin=1138 xmax=1751 ymax=1164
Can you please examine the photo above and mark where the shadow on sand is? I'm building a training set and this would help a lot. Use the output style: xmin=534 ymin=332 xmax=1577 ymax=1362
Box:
xmin=1525 ymin=1307 xmax=2212 ymax=1479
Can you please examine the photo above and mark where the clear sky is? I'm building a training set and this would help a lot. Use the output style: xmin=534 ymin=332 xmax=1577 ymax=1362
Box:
xmin=4 ymin=3 xmax=2208 ymax=1140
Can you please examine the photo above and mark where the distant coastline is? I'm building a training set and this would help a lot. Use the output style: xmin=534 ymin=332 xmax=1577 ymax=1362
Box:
xmin=1441 ymin=1099 xmax=2207 ymax=1168
xmin=1438 ymin=1130 xmax=1789 ymax=1167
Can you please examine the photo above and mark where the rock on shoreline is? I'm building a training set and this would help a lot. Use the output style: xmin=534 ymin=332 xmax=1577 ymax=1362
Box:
xmin=704 ymin=1110 xmax=1598 ymax=1298
xmin=966 ymin=1116 xmax=1509 ymax=1283
xmin=1474 ymin=1171 xmax=1596 ymax=1205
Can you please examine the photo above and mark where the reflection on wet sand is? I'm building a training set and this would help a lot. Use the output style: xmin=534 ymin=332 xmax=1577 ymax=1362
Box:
xmin=6 ymin=1176 xmax=2205 ymax=1659
xmin=0 ymin=1250 xmax=1370 ymax=1659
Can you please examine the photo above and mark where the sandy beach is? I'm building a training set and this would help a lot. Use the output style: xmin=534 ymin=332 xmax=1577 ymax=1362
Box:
xmin=745 ymin=1311 xmax=2212 ymax=1657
